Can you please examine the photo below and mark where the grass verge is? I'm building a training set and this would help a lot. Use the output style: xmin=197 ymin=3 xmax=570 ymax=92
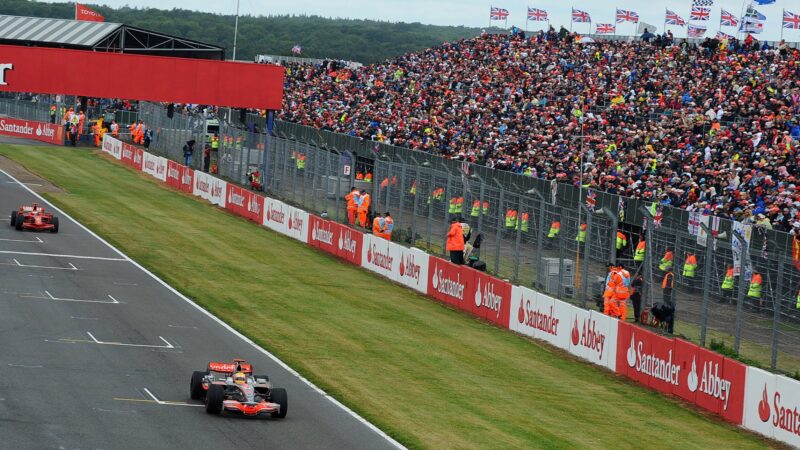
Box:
xmin=0 ymin=144 xmax=776 ymax=449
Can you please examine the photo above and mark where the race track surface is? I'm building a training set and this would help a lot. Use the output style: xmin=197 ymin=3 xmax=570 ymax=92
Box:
xmin=0 ymin=166 xmax=400 ymax=449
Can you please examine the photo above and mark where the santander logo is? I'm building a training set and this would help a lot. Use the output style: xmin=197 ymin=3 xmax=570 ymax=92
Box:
xmin=517 ymin=297 xmax=558 ymax=336
xmin=228 ymin=190 xmax=245 ymax=207
xmin=313 ymin=222 xmax=334 ymax=245
xmin=570 ymin=317 xmax=605 ymax=359
xmin=196 ymin=178 xmax=210 ymax=193
xmin=367 ymin=243 xmax=393 ymax=270
xmin=168 ymin=166 xmax=180 ymax=180
xmin=431 ymin=264 xmax=465 ymax=301
xmin=759 ymin=384 xmax=800 ymax=434
xmin=182 ymin=171 xmax=192 ymax=186
xmin=144 ymin=159 xmax=156 ymax=171
xmin=626 ymin=334 xmax=681 ymax=385
xmin=266 ymin=205 xmax=285 ymax=224
xmin=474 ymin=280 xmax=502 ymax=318
xmin=398 ymin=252 xmax=421 ymax=282
xmin=123 ymin=148 xmax=133 ymax=160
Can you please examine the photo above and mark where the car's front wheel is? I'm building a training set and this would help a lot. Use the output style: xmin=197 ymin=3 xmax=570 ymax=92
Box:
xmin=51 ymin=217 xmax=59 ymax=233
xmin=10 ymin=211 xmax=16 ymax=227
xmin=270 ymin=388 xmax=288 ymax=418
xmin=190 ymin=370 xmax=208 ymax=401
xmin=205 ymin=384 xmax=224 ymax=415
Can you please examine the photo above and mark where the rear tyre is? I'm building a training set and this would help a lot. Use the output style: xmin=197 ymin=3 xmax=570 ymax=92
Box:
xmin=205 ymin=384 xmax=224 ymax=415
xmin=10 ymin=211 xmax=16 ymax=227
xmin=51 ymin=217 xmax=59 ymax=233
xmin=190 ymin=370 xmax=207 ymax=401
xmin=15 ymin=215 xmax=24 ymax=230
xmin=270 ymin=388 xmax=288 ymax=418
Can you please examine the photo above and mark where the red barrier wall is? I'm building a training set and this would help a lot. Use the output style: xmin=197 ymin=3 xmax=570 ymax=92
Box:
xmin=0 ymin=117 xmax=63 ymax=144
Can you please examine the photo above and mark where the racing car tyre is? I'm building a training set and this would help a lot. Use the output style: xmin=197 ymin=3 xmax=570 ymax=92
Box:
xmin=190 ymin=370 xmax=208 ymax=401
xmin=205 ymin=384 xmax=224 ymax=415
xmin=9 ymin=211 xmax=16 ymax=227
xmin=51 ymin=217 xmax=59 ymax=233
xmin=270 ymin=388 xmax=288 ymax=418
xmin=15 ymin=215 xmax=24 ymax=230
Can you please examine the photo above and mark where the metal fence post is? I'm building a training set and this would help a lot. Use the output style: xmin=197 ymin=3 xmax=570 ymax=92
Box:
xmin=699 ymin=222 xmax=713 ymax=347
xmin=771 ymin=259 xmax=785 ymax=370
xmin=442 ymin=173 xmax=453 ymax=257
xmin=494 ymin=188 xmax=506 ymax=275
xmin=535 ymin=196 xmax=546 ymax=289
xmin=411 ymin=167 xmax=420 ymax=243
xmin=513 ymin=194 xmax=524 ymax=283
xmin=581 ymin=204 xmax=593 ymax=304
xmin=733 ymin=231 xmax=748 ymax=354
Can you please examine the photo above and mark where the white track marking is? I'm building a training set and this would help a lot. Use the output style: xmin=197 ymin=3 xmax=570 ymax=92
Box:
xmin=7 ymin=364 xmax=43 ymax=368
xmin=54 ymin=332 xmax=176 ymax=349
xmin=142 ymin=388 xmax=203 ymax=407
xmin=113 ymin=281 xmax=138 ymax=286
xmin=2 ymin=259 xmax=78 ymax=270
xmin=1 ymin=168 xmax=405 ymax=449
xmin=0 ymin=250 xmax=125 ymax=261
xmin=21 ymin=291 xmax=120 ymax=304
xmin=6 ymin=181 xmax=42 ymax=186
xmin=167 ymin=324 xmax=198 ymax=329
xmin=0 ymin=236 xmax=43 ymax=243
xmin=70 ymin=316 xmax=99 ymax=320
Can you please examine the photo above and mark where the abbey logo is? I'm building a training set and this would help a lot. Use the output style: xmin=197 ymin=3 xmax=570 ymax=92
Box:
xmin=0 ymin=64 xmax=12 ymax=86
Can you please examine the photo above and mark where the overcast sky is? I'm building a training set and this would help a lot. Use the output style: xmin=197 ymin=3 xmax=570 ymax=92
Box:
xmin=48 ymin=0 xmax=799 ymax=42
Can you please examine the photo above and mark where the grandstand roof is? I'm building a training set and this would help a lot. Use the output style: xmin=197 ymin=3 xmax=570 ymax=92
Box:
xmin=0 ymin=14 xmax=225 ymax=60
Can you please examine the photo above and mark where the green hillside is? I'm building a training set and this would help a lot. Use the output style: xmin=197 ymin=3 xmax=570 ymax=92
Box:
xmin=2 ymin=0 xmax=490 ymax=63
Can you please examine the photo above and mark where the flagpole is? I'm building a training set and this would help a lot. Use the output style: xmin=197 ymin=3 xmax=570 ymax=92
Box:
xmin=232 ymin=0 xmax=240 ymax=61
xmin=570 ymin=7 xmax=573 ymax=33
xmin=737 ymin=0 xmax=749 ymax=40
xmin=74 ymin=2 xmax=78 ymax=20
xmin=781 ymin=9 xmax=785 ymax=41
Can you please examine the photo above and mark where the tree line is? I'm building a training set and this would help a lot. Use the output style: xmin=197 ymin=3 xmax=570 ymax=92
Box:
xmin=4 ymin=0 xmax=490 ymax=63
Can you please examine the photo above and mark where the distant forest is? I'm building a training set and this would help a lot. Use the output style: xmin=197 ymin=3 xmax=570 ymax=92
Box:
xmin=2 ymin=0 xmax=493 ymax=63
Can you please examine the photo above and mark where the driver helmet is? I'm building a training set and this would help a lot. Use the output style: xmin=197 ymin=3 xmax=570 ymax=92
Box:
xmin=233 ymin=372 xmax=247 ymax=385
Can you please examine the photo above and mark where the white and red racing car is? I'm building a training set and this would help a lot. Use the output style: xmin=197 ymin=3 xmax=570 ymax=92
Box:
xmin=190 ymin=358 xmax=287 ymax=418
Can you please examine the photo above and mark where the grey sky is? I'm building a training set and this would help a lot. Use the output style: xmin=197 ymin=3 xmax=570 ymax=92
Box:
xmin=47 ymin=0 xmax=799 ymax=42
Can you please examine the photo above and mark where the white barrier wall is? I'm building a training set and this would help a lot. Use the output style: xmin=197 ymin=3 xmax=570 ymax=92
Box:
xmin=361 ymin=233 xmax=397 ymax=280
xmin=390 ymin=246 xmax=429 ymax=294
xmin=101 ymin=134 xmax=122 ymax=160
xmin=193 ymin=171 xmax=226 ymax=207
xmin=509 ymin=286 xmax=572 ymax=351
xmin=142 ymin=152 xmax=167 ymax=182
xmin=262 ymin=197 xmax=309 ymax=243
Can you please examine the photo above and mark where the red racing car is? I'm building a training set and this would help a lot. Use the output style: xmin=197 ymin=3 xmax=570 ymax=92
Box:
xmin=190 ymin=358 xmax=288 ymax=418
xmin=10 ymin=203 xmax=59 ymax=233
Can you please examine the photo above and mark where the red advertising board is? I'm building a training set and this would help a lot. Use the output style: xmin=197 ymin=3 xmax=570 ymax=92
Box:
xmin=131 ymin=147 xmax=144 ymax=171
xmin=336 ymin=225 xmax=363 ymax=266
xmin=720 ymin=358 xmax=746 ymax=424
xmin=166 ymin=160 xmax=182 ymax=190
xmin=616 ymin=322 xmax=681 ymax=392
xmin=0 ymin=44 xmax=284 ymax=110
xmin=120 ymin=142 xmax=135 ymax=167
xmin=308 ymin=215 xmax=339 ymax=256
xmin=0 ymin=117 xmax=62 ymax=144
xmin=471 ymin=269 xmax=511 ymax=327
xmin=225 ymin=184 xmax=263 ymax=223
xmin=427 ymin=256 xmax=476 ymax=312
xmin=180 ymin=167 xmax=194 ymax=194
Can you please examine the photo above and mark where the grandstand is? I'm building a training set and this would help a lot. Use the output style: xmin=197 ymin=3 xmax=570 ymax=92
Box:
xmin=279 ymin=29 xmax=800 ymax=230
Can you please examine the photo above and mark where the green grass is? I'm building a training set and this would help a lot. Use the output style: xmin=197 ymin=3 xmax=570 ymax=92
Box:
xmin=0 ymin=145 xmax=775 ymax=449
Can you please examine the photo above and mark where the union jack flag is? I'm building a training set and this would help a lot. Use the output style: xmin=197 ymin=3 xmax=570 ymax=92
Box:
xmin=595 ymin=23 xmax=616 ymax=34
xmin=585 ymin=191 xmax=597 ymax=210
xmin=490 ymin=6 xmax=510 ymax=20
xmin=715 ymin=31 xmax=734 ymax=40
xmin=572 ymin=8 xmax=591 ymax=23
xmin=665 ymin=9 xmax=686 ymax=26
xmin=690 ymin=6 xmax=711 ymax=21
xmin=615 ymin=9 xmax=639 ymax=23
xmin=688 ymin=24 xmax=707 ymax=37
xmin=784 ymin=10 xmax=800 ymax=29
xmin=527 ymin=7 xmax=548 ymax=21
xmin=720 ymin=10 xmax=738 ymax=27
xmin=692 ymin=0 xmax=714 ymax=6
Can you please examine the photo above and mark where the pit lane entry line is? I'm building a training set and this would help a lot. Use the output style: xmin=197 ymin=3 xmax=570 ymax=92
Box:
xmin=0 ymin=236 xmax=43 ymax=243
xmin=51 ymin=332 xmax=176 ymax=349
xmin=0 ymin=258 xmax=78 ymax=270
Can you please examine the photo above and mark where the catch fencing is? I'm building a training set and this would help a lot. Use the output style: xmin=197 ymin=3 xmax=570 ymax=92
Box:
xmin=4 ymin=97 xmax=800 ymax=376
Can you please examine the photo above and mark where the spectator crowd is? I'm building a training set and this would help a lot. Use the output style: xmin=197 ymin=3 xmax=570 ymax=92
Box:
xmin=279 ymin=28 xmax=800 ymax=231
